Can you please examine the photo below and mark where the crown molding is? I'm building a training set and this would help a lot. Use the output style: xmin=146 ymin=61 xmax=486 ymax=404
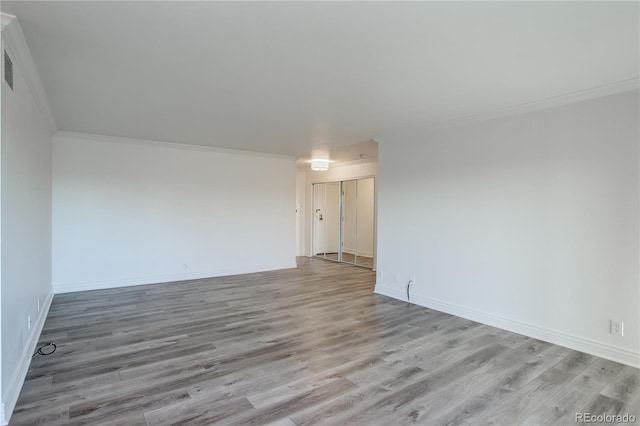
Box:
xmin=439 ymin=78 xmax=639 ymax=130
xmin=54 ymin=131 xmax=298 ymax=162
xmin=376 ymin=78 xmax=640 ymax=140
xmin=1 ymin=12 xmax=15 ymax=30
xmin=1 ymin=14 xmax=57 ymax=134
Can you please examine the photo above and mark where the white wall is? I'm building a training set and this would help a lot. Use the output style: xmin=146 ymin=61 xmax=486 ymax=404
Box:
xmin=52 ymin=133 xmax=297 ymax=293
xmin=376 ymin=90 xmax=640 ymax=367
xmin=1 ymin=24 xmax=53 ymax=422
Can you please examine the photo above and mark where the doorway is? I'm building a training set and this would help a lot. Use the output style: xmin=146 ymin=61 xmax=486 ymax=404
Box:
xmin=312 ymin=177 xmax=375 ymax=268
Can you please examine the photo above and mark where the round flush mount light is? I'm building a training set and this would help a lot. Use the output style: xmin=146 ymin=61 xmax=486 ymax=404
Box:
xmin=310 ymin=159 xmax=330 ymax=171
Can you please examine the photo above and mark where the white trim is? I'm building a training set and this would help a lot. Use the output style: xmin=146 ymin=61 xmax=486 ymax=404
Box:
xmin=438 ymin=78 xmax=640 ymax=129
xmin=449 ymin=79 xmax=640 ymax=128
xmin=54 ymin=131 xmax=297 ymax=162
xmin=0 ymin=15 xmax=57 ymax=134
xmin=2 ymin=292 xmax=54 ymax=425
xmin=53 ymin=262 xmax=298 ymax=294
xmin=0 ymin=34 xmax=4 ymax=426
xmin=0 ymin=12 xmax=15 ymax=30
xmin=374 ymin=284 xmax=640 ymax=369
xmin=375 ymin=78 xmax=640 ymax=139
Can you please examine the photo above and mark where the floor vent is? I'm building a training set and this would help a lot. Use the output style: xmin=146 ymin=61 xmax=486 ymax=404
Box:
xmin=4 ymin=50 xmax=13 ymax=90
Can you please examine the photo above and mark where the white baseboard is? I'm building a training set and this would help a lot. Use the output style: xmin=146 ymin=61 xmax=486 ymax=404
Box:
xmin=53 ymin=262 xmax=298 ymax=294
xmin=2 ymin=292 xmax=54 ymax=425
xmin=374 ymin=285 xmax=640 ymax=368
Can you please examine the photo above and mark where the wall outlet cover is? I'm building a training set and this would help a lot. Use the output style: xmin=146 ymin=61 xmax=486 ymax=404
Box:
xmin=610 ymin=319 xmax=624 ymax=337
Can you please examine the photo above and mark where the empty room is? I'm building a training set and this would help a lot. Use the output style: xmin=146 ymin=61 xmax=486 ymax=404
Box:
xmin=1 ymin=1 xmax=638 ymax=425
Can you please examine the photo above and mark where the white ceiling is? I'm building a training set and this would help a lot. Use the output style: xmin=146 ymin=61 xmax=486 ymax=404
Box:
xmin=2 ymin=1 xmax=638 ymax=160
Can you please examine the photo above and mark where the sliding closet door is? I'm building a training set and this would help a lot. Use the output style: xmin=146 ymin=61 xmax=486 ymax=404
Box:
xmin=341 ymin=180 xmax=358 ymax=265
xmin=314 ymin=178 xmax=374 ymax=268
xmin=323 ymin=182 xmax=341 ymax=262
xmin=355 ymin=178 xmax=375 ymax=268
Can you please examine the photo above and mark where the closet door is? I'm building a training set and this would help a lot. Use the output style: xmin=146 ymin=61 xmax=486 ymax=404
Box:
xmin=323 ymin=182 xmax=341 ymax=262
xmin=314 ymin=179 xmax=374 ymax=268
xmin=341 ymin=180 xmax=358 ymax=265
xmin=355 ymin=178 xmax=375 ymax=268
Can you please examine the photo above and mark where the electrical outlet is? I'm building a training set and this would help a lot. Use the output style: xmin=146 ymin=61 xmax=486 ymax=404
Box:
xmin=183 ymin=263 xmax=188 ymax=269
xmin=27 ymin=315 xmax=32 ymax=330
xmin=378 ymin=270 xmax=383 ymax=280
xmin=410 ymin=276 xmax=416 ymax=285
xmin=394 ymin=273 xmax=400 ymax=284
xmin=37 ymin=297 xmax=40 ymax=312
xmin=610 ymin=320 xmax=624 ymax=336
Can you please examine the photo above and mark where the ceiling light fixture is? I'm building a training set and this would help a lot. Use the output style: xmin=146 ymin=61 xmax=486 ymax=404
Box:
xmin=310 ymin=159 xmax=330 ymax=171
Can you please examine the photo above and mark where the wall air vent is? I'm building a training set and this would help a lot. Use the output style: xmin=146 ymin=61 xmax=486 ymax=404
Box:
xmin=4 ymin=50 xmax=13 ymax=90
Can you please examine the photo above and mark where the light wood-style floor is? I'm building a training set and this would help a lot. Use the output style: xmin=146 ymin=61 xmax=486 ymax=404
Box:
xmin=11 ymin=257 xmax=639 ymax=425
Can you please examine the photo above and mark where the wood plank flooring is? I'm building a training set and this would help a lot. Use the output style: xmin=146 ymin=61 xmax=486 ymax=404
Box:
xmin=11 ymin=257 xmax=639 ymax=425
